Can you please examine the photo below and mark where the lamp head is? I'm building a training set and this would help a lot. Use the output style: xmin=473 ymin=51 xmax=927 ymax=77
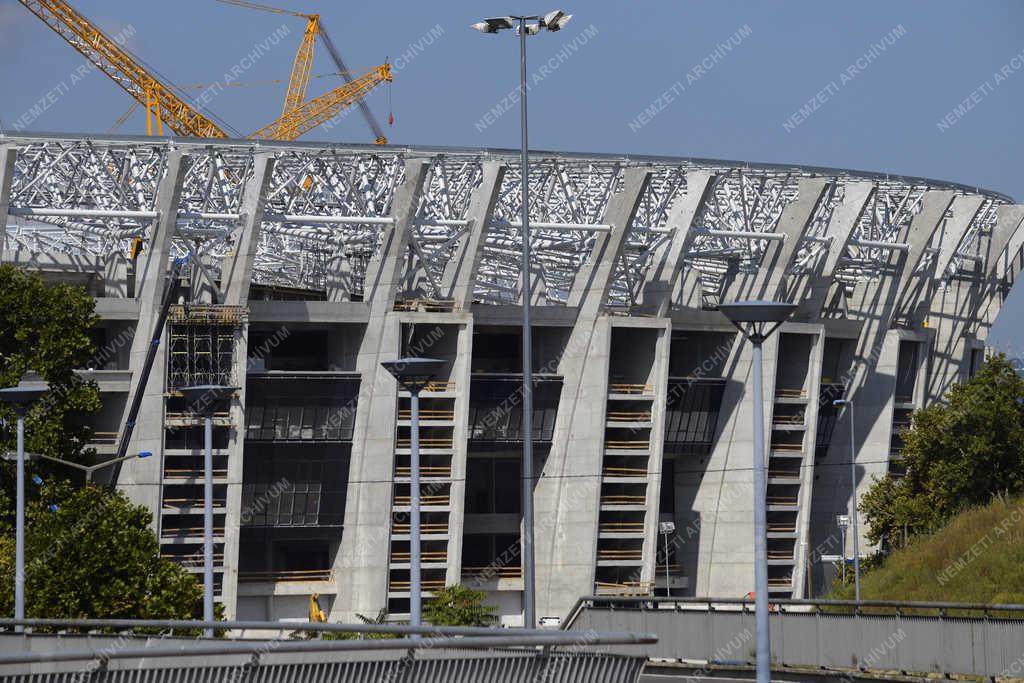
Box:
xmin=471 ymin=16 xmax=515 ymax=33
xmin=0 ymin=385 xmax=49 ymax=413
xmin=381 ymin=357 xmax=447 ymax=393
xmin=540 ymin=10 xmax=572 ymax=31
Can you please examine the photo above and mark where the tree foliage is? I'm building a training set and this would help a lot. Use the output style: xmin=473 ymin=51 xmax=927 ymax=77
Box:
xmin=0 ymin=265 xmax=103 ymax=521
xmin=423 ymin=584 xmax=496 ymax=627
xmin=860 ymin=354 xmax=1024 ymax=549
xmin=0 ymin=483 xmax=205 ymax=620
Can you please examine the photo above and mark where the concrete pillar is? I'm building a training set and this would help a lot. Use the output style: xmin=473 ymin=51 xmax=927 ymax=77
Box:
xmin=443 ymin=316 xmax=474 ymax=587
xmin=442 ymin=162 xmax=506 ymax=310
xmin=790 ymin=324 xmax=825 ymax=598
xmin=115 ymin=151 xmax=190 ymax=508
xmin=222 ymin=153 xmax=276 ymax=307
xmin=640 ymin=320 xmax=672 ymax=587
xmin=795 ymin=182 xmax=875 ymax=321
xmin=103 ymin=251 xmax=129 ymax=298
xmin=331 ymin=160 xmax=429 ymax=620
xmin=764 ymin=179 xmax=830 ymax=299
xmin=890 ymin=190 xmax=956 ymax=325
xmin=639 ymin=171 xmax=715 ymax=317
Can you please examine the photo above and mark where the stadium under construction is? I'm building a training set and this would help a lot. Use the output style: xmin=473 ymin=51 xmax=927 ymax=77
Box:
xmin=1 ymin=132 xmax=1022 ymax=625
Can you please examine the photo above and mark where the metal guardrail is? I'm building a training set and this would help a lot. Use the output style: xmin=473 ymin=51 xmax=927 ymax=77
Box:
xmin=0 ymin=618 xmax=653 ymax=682
xmin=563 ymin=596 xmax=1024 ymax=678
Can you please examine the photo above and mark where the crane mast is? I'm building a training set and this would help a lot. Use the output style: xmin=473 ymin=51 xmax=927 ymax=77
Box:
xmin=19 ymin=0 xmax=229 ymax=138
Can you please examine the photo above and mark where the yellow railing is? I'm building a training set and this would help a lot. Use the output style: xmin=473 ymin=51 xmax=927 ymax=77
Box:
xmin=606 ymin=411 xmax=652 ymax=422
xmin=775 ymin=388 xmax=807 ymax=399
xmin=419 ymin=380 xmax=455 ymax=393
xmin=605 ymin=440 xmax=650 ymax=450
xmin=163 ymin=498 xmax=226 ymax=508
xmin=770 ymin=443 xmax=804 ymax=452
xmin=608 ymin=383 xmax=654 ymax=395
xmin=389 ymin=579 xmax=446 ymax=591
xmin=391 ymin=551 xmax=447 ymax=563
xmin=461 ymin=566 xmax=523 ymax=579
xmin=168 ymin=304 xmax=246 ymax=324
xmin=164 ymin=468 xmax=228 ymax=479
xmin=394 ymin=495 xmax=449 ymax=506
xmin=772 ymin=414 xmax=804 ymax=425
xmin=597 ymin=549 xmax=642 ymax=561
xmin=599 ymin=522 xmax=645 ymax=533
xmin=393 ymin=299 xmax=455 ymax=312
xmin=655 ymin=563 xmax=681 ymax=573
xmin=767 ymin=470 xmax=799 ymax=479
xmin=594 ymin=581 xmax=654 ymax=596
xmin=600 ymin=495 xmax=647 ymax=506
xmin=398 ymin=409 xmax=455 ymax=420
xmin=767 ymin=524 xmax=796 ymax=533
xmin=397 ymin=437 xmax=453 ymax=448
xmin=238 ymin=569 xmax=333 ymax=583
xmin=392 ymin=522 xmax=448 ymax=534
xmin=602 ymin=467 xmax=648 ymax=478
xmin=767 ymin=551 xmax=793 ymax=560
xmin=767 ymin=577 xmax=792 ymax=587
xmin=395 ymin=466 xmax=451 ymax=477
xmin=767 ymin=496 xmax=798 ymax=505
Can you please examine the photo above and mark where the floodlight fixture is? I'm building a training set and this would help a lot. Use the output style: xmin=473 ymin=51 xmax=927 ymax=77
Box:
xmin=471 ymin=16 xmax=515 ymax=33
xmin=381 ymin=358 xmax=446 ymax=393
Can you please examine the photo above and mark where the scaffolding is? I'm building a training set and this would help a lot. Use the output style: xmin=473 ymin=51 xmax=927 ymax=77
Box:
xmin=167 ymin=306 xmax=245 ymax=389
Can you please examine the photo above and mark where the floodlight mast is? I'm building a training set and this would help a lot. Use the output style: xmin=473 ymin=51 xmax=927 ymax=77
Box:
xmin=470 ymin=9 xmax=572 ymax=632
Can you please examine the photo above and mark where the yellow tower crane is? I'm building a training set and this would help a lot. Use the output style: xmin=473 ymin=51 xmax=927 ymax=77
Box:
xmin=19 ymin=0 xmax=392 ymax=143
xmin=216 ymin=0 xmax=391 ymax=144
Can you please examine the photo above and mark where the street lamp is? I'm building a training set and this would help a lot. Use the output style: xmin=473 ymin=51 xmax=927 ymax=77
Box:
xmin=0 ymin=384 xmax=49 ymax=630
xmin=833 ymin=399 xmax=861 ymax=601
xmin=658 ymin=521 xmax=676 ymax=597
xmin=719 ymin=299 xmax=796 ymax=683
xmin=835 ymin=514 xmax=850 ymax=585
xmin=471 ymin=8 xmax=572 ymax=631
xmin=180 ymin=384 xmax=236 ymax=637
xmin=5 ymin=449 xmax=153 ymax=484
xmin=381 ymin=357 xmax=446 ymax=628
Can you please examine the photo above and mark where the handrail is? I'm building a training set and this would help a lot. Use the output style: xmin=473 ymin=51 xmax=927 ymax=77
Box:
xmin=599 ymin=522 xmax=645 ymax=533
xmin=608 ymin=383 xmax=654 ymax=395
xmin=600 ymin=495 xmax=647 ymax=505
xmin=775 ymin=388 xmax=807 ymax=399
xmin=602 ymin=466 xmax=648 ymax=477
xmin=393 ymin=522 xmax=448 ymax=533
xmin=606 ymin=411 xmax=652 ymax=421
xmin=397 ymin=437 xmax=453 ymax=448
xmin=398 ymin=409 xmax=455 ymax=420
xmin=394 ymin=495 xmax=449 ymax=506
xmin=391 ymin=551 xmax=447 ymax=562
xmin=605 ymin=440 xmax=650 ymax=450
xmin=238 ymin=569 xmax=333 ymax=582
xmin=462 ymin=566 xmax=523 ymax=578
xmin=395 ymin=466 xmax=452 ymax=477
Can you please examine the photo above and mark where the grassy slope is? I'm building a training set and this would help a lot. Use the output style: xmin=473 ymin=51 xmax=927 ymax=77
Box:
xmin=829 ymin=495 xmax=1024 ymax=604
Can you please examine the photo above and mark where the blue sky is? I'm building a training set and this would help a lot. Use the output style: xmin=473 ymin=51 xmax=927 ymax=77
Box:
xmin=1 ymin=0 xmax=1022 ymax=349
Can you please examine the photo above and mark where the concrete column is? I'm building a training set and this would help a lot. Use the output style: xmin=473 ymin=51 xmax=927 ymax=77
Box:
xmin=764 ymin=179 xmax=830 ymax=299
xmin=222 ymin=153 xmax=276 ymax=307
xmin=0 ymin=145 xmax=17 ymax=256
xmin=640 ymin=320 xmax=672 ymax=587
xmin=442 ymin=162 xmax=506 ymax=310
xmin=443 ymin=317 xmax=474 ymax=587
xmin=890 ymin=190 xmax=956 ymax=324
xmin=795 ymin=182 xmax=874 ymax=321
xmin=790 ymin=325 xmax=825 ymax=598
xmin=115 ymin=151 xmax=190 ymax=509
xmin=639 ymin=171 xmax=715 ymax=317
xmin=534 ymin=169 xmax=654 ymax=619
xmin=970 ymin=205 xmax=1024 ymax=341
xmin=331 ymin=160 xmax=429 ymax=620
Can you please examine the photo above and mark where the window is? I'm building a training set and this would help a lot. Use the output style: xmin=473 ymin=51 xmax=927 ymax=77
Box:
xmin=466 ymin=457 xmax=521 ymax=514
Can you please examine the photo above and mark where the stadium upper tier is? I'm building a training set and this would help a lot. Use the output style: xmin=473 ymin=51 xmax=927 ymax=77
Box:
xmin=0 ymin=132 xmax=1015 ymax=311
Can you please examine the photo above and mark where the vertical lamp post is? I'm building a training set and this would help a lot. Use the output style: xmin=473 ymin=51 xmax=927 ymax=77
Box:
xmin=720 ymin=300 xmax=796 ymax=683
xmin=471 ymin=9 xmax=572 ymax=631
xmin=180 ymin=384 xmax=236 ymax=637
xmin=659 ymin=521 xmax=675 ymax=598
xmin=836 ymin=514 xmax=850 ymax=585
xmin=0 ymin=385 xmax=49 ymax=631
xmin=833 ymin=399 xmax=861 ymax=601
xmin=382 ymin=357 xmax=446 ymax=628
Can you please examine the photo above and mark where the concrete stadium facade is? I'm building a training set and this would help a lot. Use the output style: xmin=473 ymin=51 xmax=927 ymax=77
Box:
xmin=1 ymin=133 xmax=1022 ymax=625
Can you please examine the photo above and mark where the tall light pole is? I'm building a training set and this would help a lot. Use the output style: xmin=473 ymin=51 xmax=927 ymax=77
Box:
xmin=382 ymin=357 xmax=446 ymax=628
xmin=0 ymin=384 xmax=49 ymax=631
xmin=833 ymin=399 xmax=861 ymax=601
xmin=720 ymin=300 xmax=796 ymax=683
xmin=5 ymin=449 xmax=153 ymax=484
xmin=471 ymin=9 xmax=572 ymax=630
xmin=180 ymin=385 xmax=236 ymax=637
xmin=659 ymin=521 xmax=675 ymax=597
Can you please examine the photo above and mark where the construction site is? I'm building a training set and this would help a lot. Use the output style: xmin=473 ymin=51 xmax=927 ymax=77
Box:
xmin=2 ymin=0 xmax=1023 ymax=628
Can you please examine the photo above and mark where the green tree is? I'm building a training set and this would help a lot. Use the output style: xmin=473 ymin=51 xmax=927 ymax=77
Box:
xmin=860 ymin=354 xmax=1024 ymax=549
xmin=0 ymin=482 xmax=205 ymax=620
xmin=0 ymin=265 xmax=103 ymax=522
xmin=423 ymin=584 xmax=496 ymax=627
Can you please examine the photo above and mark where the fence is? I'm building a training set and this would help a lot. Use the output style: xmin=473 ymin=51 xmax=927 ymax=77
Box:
xmin=563 ymin=596 xmax=1024 ymax=678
